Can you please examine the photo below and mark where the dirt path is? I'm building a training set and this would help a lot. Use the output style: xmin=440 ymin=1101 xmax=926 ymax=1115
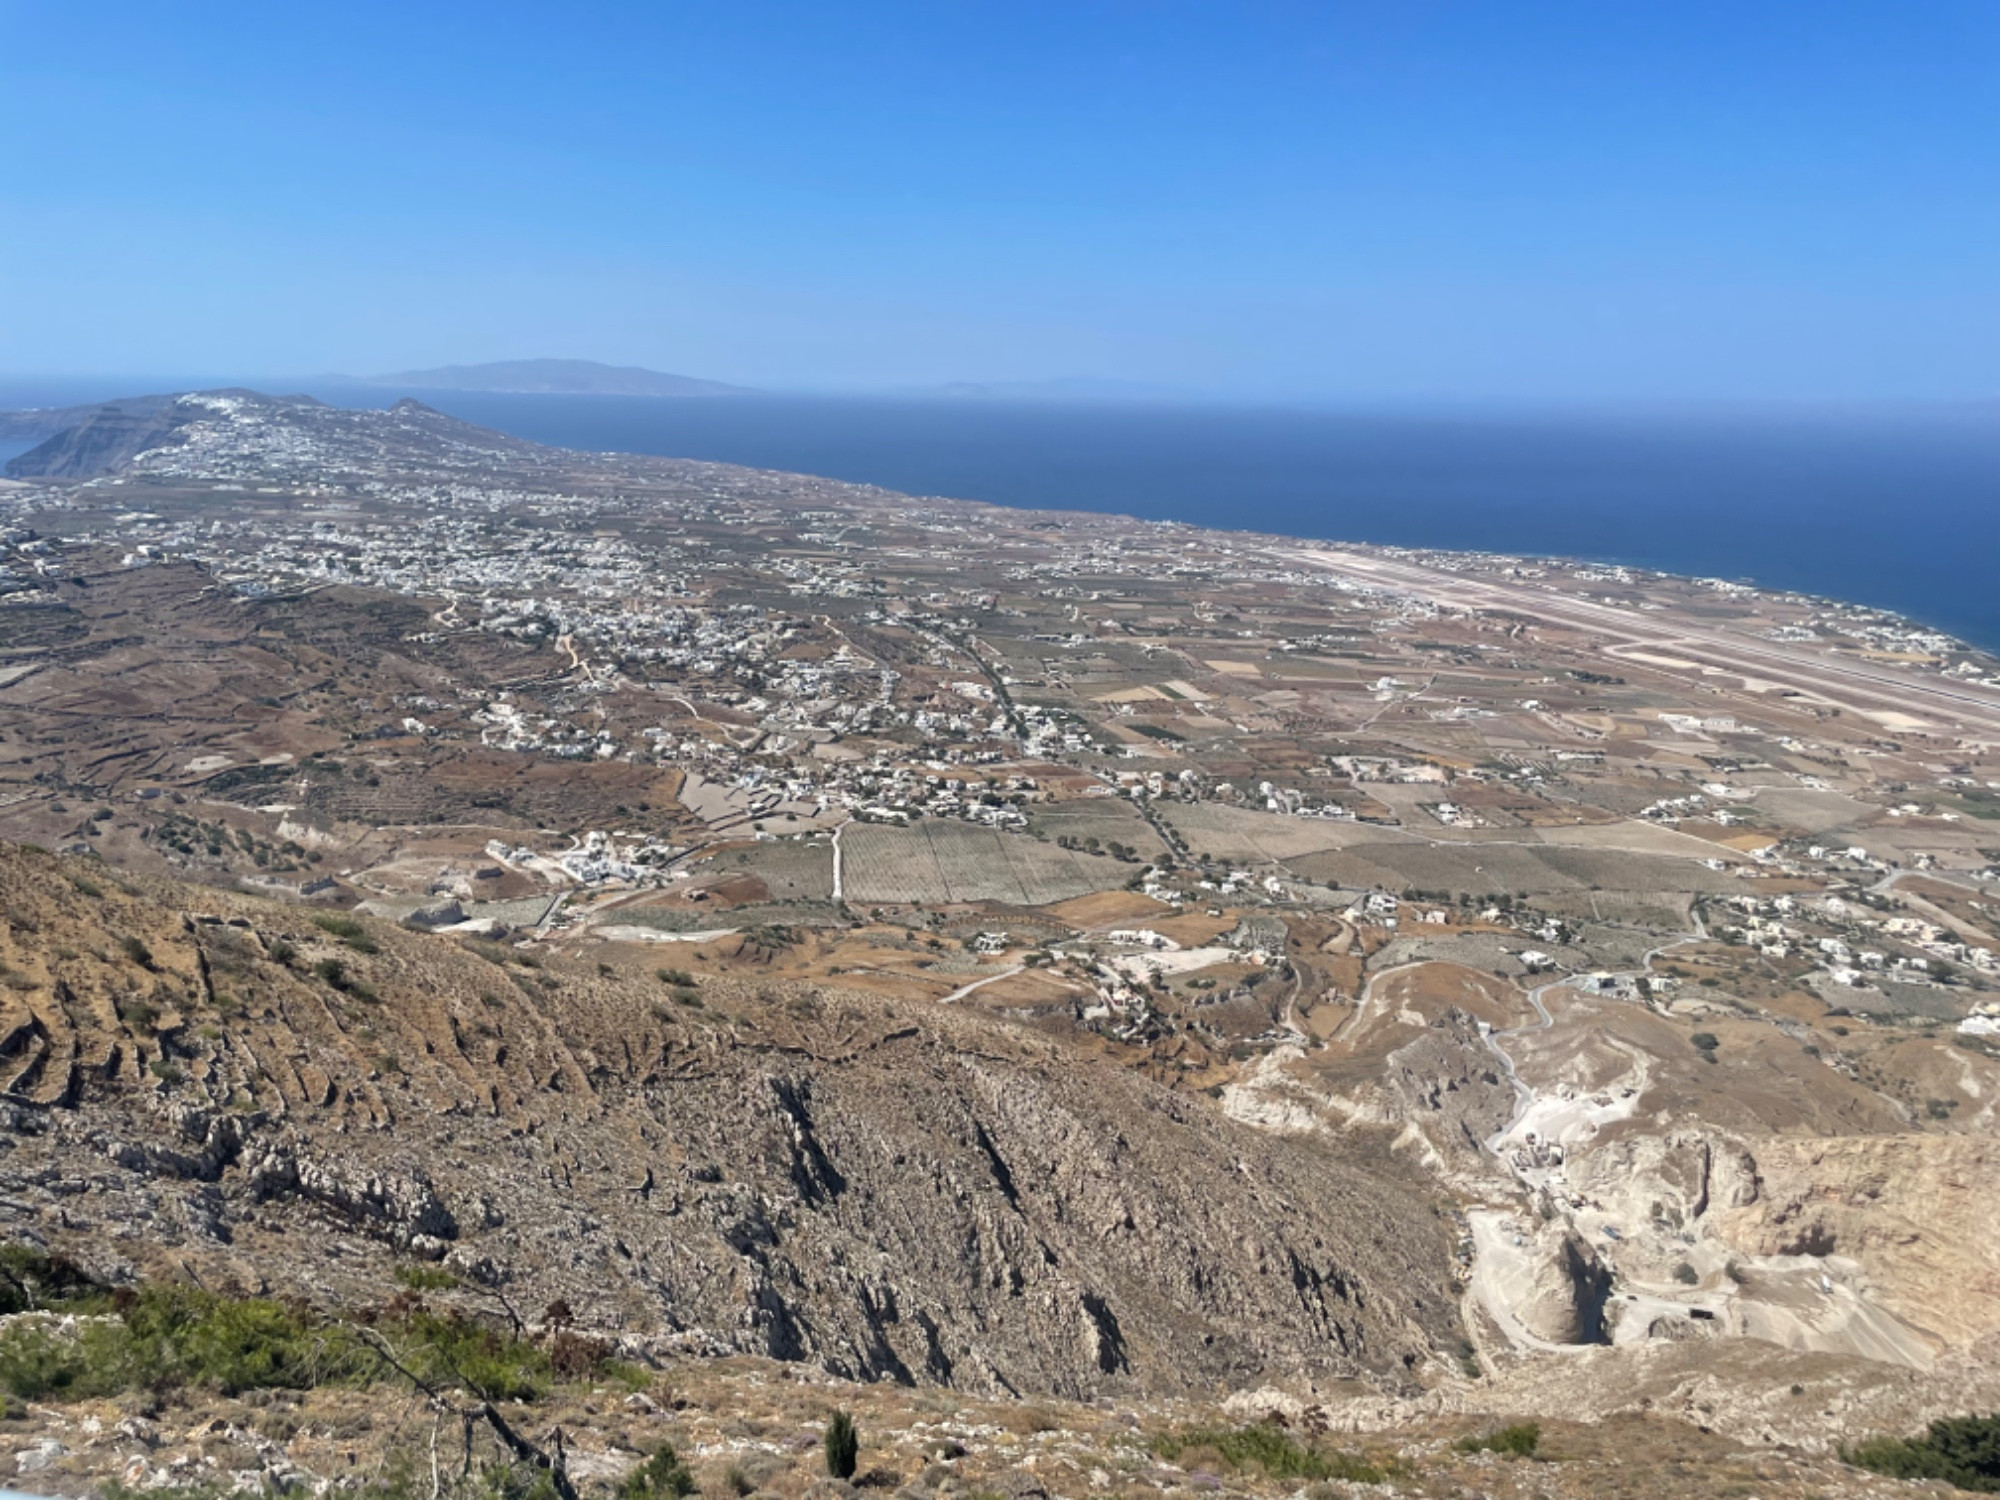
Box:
xmin=1333 ymin=959 xmax=1430 ymax=1043
xmin=1478 ymin=977 xmax=1560 ymax=1152
xmin=939 ymin=966 xmax=1024 ymax=1004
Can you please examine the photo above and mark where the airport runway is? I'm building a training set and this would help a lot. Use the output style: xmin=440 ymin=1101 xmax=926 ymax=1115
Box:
xmin=1282 ymin=548 xmax=2000 ymax=739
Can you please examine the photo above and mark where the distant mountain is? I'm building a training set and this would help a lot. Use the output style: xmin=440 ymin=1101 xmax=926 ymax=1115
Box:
xmin=366 ymin=358 xmax=752 ymax=397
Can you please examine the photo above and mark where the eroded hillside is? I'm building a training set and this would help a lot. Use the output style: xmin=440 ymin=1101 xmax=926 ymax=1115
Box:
xmin=0 ymin=843 xmax=1460 ymax=1399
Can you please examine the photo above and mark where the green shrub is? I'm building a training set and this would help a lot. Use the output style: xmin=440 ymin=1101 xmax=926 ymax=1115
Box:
xmin=825 ymin=1409 xmax=859 ymax=1480
xmin=0 ymin=1287 xmax=364 ymax=1399
xmin=121 ymin=1286 xmax=369 ymax=1395
xmin=0 ymin=1283 xmax=581 ymax=1405
xmin=1844 ymin=1413 xmax=2000 ymax=1490
xmin=400 ymin=1310 xmax=551 ymax=1402
xmin=313 ymin=914 xmax=379 ymax=953
xmin=0 ymin=1319 xmax=115 ymax=1400
xmin=1454 ymin=1422 xmax=1541 ymax=1458
xmin=1151 ymin=1425 xmax=1382 ymax=1483
xmin=618 ymin=1442 xmax=697 ymax=1500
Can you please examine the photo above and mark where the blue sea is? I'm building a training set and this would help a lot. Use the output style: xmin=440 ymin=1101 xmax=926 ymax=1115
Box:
xmin=5 ymin=383 xmax=1996 ymax=651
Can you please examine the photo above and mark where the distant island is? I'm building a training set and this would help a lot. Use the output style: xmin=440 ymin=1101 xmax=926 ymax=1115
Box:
xmin=366 ymin=358 xmax=752 ymax=397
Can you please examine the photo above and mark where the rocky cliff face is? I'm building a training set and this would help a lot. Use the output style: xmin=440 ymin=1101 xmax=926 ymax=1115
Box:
xmin=1514 ymin=1227 xmax=1614 ymax=1345
xmin=1720 ymin=1134 xmax=2000 ymax=1351
xmin=2 ymin=395 xmax=204 ymax=478
xmin=0 ymin=843 xmax=1462 ymax=1397
xmin=0 ymin=395 xmax=165 ymax=445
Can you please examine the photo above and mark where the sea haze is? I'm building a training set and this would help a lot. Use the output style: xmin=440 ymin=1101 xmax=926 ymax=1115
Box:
xmin=325 ymin=391 xmax=1998 ymax=654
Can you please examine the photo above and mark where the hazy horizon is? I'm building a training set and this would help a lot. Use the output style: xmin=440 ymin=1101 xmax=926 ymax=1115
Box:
xmin=0 ymin=372 xmax=1995 ymax=427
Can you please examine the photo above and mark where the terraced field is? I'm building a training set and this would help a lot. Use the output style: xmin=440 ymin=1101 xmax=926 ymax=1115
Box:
xmin=1159 ymin=801 xmax=1407 ymax=862
xmin=841 ymin=822 xmax=1132 ymax=906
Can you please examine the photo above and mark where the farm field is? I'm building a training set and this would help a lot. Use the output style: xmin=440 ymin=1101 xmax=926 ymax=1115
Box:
xmin=1289 ymin=839 xmax=1746 ymax=898
xmin=703 ymin=838 xmax=837 ymax=900
xmin=1158 ymin=800 xmax=1410 ymax=862
xmin=840 ymin=822 xmax=1133 ymax=906
xmin=1026 ymin=797 xmax=1172 ymax=858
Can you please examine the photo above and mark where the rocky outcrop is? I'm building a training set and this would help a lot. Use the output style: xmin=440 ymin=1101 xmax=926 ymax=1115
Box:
xmin=1720 ymin=1134 xmax=2000 ymax=1350
xmin=1567 ymin=1126 xmax=1762 ymax=1231
xmin=1383 ymin=1010 xmax=1516 ymax=1165
xmin=100 ymin=1101 xmax=251 ymax=1182
xmin=245 ymin=1144 xmax=459 ymax=1253
xmin=1515 ymin=1225 xmax=1613 ymax=1345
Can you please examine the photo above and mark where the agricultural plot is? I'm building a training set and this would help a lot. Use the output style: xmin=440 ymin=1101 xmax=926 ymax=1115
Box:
xmin=1536 ymin=820 xmax=1751 ymax=862
xmin=1283 ymin=848 xmax=1419 ymax=892
xmin=1532 ymin=846 xmax=1742 ymax=894
xmin=1026 ymin=799 xmax=1170 ymax=859
xmin=1816 ymin=975 xmax=1965 ymax=1021
xmin=1373 ymin=931 xmax=1531 ymax=973
xmin=1292 ymin=839 xmax=1745 ymax=899
xmin=705 ymin=840 xmax=836 ymax=901
xmin=1158 ymin=801 xmax=1406 ymax=862
xmin=841 ymin=822 xmax=1129 ymax=906
xmin=1747 ymin=787 xmax=1878 ymax=835
xmin=1352 ymin=841 xmax=1584 ymax=896
xmin=1529 ymin=888 xmax=1697 ymax=930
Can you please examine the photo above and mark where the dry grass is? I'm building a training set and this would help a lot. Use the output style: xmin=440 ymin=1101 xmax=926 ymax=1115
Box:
xmin=8 ymin=1354 xmax=1920 ymax=1500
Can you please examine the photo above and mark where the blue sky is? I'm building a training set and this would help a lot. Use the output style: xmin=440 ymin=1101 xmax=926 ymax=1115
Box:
xmin=1 ymin=1 xmax=1995 ymax=400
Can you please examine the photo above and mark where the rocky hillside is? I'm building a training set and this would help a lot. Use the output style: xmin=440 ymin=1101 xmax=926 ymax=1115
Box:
xmin=0 ymin=841 xmax=1461 ymax=1399
xmin=4 ymin=390 xmax=551 ymax=481
xmin=0 ymin=394 xmax=178 ymax=444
